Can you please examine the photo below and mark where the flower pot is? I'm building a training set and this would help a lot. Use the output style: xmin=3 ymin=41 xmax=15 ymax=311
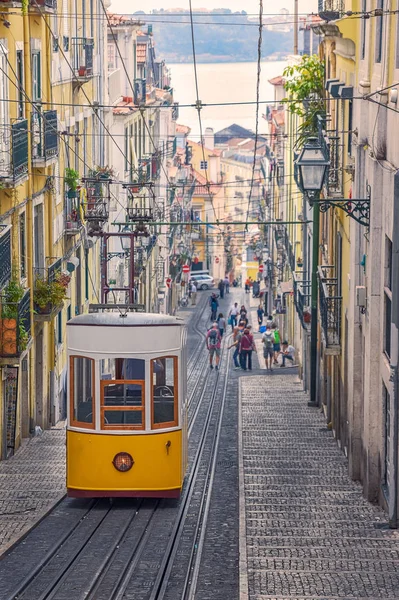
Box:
xmin=297 ymin=263 xmax=303 ymax=268
xmin=0 ymin=318 xmax=17 ymax=355
xmin=303 ymin=312 xmax=311 ymax=323
xmin=78 ymin=67 xmax=87 ymax=76
xmin=68 ymin=189 xmax=77 ymax=198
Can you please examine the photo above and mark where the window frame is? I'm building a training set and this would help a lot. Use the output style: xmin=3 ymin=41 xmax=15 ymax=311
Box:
xmin=100 ymin=378 xmax=145 ymax=431
xmin=151 ymin=356 xmax=178 ymax=430
xmin=69 ymin=355 xmax=95 ymax=429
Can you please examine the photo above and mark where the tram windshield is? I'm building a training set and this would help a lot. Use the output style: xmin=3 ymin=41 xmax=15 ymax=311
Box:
xmin=100 ymin=358 xmax=145 ymax=429
xmin=151 ymin=357 xmax=177 ymax=428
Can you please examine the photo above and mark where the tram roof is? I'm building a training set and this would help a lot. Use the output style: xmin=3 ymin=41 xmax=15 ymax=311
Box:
xmin=67 ymin=312 xmax=184 ymax=327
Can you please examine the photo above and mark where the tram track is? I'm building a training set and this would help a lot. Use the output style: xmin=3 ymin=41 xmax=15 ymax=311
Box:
xmin=2 ymin=295 xmax=236 ymax=600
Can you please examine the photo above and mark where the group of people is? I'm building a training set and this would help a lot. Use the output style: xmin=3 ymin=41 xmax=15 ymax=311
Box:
xmin=206 ymin=297 xmax=295 ymax=371
xmin=217 ymin=276 xmax=230 ymax=299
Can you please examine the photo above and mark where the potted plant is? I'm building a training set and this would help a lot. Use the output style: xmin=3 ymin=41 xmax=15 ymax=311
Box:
xmin=90 ymin=165 xmax=116 ymax=180
xmin=0 ymin=279 xmax=26 ymax=355
xmin=78 ymin=66 xmax=87 ymax=77
xmin=34 ymin=272 xmax=69 ymax=313
xmin=65 ymin=168 xmax=79 ymax=198
xmin=297 ymin=257 xmax=303 ymax=268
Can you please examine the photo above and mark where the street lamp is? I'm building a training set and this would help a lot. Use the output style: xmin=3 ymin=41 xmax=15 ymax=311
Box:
xmin=295 ymin=139 xmax=329 ymax=407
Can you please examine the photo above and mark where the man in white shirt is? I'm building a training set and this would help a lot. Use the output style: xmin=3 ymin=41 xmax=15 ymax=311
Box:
xmin=191 ymin=282 xmax=197 ymax=306
xmin=280 ymin=341 xmax=295 ymax=367
xmin=229 ymin=302 xmax=239 ymax=330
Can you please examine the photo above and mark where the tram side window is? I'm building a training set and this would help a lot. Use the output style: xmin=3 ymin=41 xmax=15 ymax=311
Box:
xmin=152 ymin=357 xmax=177 ymax=428
xmin=70 ymin=356 xmax=94 ymax=428
xmin=100 ymin=358 xmax=145 ymax=429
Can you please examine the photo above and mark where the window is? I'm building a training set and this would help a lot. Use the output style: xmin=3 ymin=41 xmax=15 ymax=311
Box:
xmin=57 ymin=311 xmax=62 ymax=345
xmin=70 ymin=356 xmax=95 ymax=428
xmin=361 ymin=0 xmax=367 ymax=60
xmin=107 ymin=43 xmax=116 ymax=71
xmin=151 ymin=357 xmax=178 ymax=429
xmin=31 ymin=51 xmax=41 ymax=101
xmin=375 ymin=0 xmax=384 ymax=63
xmin=100 ymin=358 xmax=145 ymax=429
xmin=16 ymin=50 xmax=24 ymax=118
xmin=385 ymin=236 xmax=392 ymax=290
xmin=347 ymin=101 xmax=353 ymax=156
xmin=19 ymin=212 xmax=26 ymax=278
xmin=200 ymin=160 xmax=208 ymax=170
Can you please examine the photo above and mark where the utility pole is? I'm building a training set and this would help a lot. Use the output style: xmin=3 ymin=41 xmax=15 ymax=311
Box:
xmin=294 ymin=0 xmax=299 ymax=55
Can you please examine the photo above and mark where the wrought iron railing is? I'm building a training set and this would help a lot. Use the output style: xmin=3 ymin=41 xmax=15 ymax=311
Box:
xmin=30 ymin=0 xmax=57 ymax=9
xmin=12 ymin=119 xmax=29 ymax=181
xmin=0 ymin=226 xmax=12 ymax=289
xmin=318 ymin=0 xmax=343 ymax=21
xmin=318 ymin=265 xmax=342 ymax=348
xmin=65 ymin=195 xmax=83 ymax=234
xmin=32 ymin=109 xmax=58 ymax=162
xmin=72 ymin=38 xmax=94 ymax=77
xmin=293 ymin=272 xmax=311 ymax=330
xmin=0 ymin=288 xmax=31 ymax=357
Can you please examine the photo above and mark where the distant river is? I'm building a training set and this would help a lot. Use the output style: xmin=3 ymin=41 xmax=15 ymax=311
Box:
xmin=169 ymin=61 xmax=287 ymax=138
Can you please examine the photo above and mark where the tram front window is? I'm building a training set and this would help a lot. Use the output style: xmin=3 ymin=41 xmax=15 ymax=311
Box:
xmin=100 ymin=358 xmax=145 ymax=429
xmin=151 ymin=357 xmax=177 ymax=428
xmin=70 ymin=356 xmax=94 ymax=428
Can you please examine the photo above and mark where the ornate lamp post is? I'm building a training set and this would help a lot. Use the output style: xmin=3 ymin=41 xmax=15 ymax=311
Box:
xmin=295 ymin=139 xmax=329 ymax=407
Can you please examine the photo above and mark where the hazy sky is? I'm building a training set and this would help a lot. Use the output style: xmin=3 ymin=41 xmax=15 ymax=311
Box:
xmin=108 ymin=0 xmax=318 ymax=17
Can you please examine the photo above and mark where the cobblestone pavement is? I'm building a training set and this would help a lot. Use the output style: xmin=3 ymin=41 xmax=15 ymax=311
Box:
xmin=239 ymin=374 xmax=399 ymax=600
xmin=0 ymin=427 xmax=66 ymax=556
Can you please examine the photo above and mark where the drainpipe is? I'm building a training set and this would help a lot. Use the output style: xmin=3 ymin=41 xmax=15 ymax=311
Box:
xmin=390 ymin=171 xmax=399 ymax=528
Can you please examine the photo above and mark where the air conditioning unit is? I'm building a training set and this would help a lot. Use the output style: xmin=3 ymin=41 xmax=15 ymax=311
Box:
xmin=356 ymin=285 xmax=366 ymax=308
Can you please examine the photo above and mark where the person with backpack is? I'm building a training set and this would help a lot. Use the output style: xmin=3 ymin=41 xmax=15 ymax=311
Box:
xmin=257 ymin=304 xmax=264 ymax=331
xmin=209 ymin=294 xmax=219 ymax=321
xmin=272 ymin=324 xmax=281 ymax=365
xmin=239 ymin=327 xmax=255 ymax=371
xmin=262 ymin=326 xmax=274 ymax=371
xmin=206 ymin=322 xmax=222 ymax=370
xmin=217 ymin=313 xmax=226 ymax=338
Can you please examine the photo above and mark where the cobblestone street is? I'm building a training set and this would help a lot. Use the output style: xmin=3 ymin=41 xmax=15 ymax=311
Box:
xmin=240 ymin=374 xmax=399 ymax=599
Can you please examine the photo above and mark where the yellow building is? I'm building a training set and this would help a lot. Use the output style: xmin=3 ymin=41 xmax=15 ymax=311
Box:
xmin=0 ymin=0 xmax=102 ymax=459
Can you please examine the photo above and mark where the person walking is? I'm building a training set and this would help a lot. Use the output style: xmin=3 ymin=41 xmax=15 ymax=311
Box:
xmin=262 ymin=326 xmax=274 ymax=371
xmin=245 ymin=277 xmax=250 ymax=293
xmin=272 ymin=323 xmax=281 ymax=364
xmin=224 ymin=276 xmax=230 ymax=294
xmin=206 ymin=322 xmax=222 ymax=370
xmin=265 ymin=314 xmax=275 ymax=329
xmin=228 ymin=320 xmax=245 ymax=369
xmin=229 ymin=302 xmax=239 ymax=330
xmin=218 ymin=279 xmax=225 ymax=299
xmin=239 ymin=305 xmax=248 ymax=327
xmin=217 ymin=313 xmax=226 ymax=338
xmin=239 ymin=327 xmax=255 ymax=371
xmin=257 ymin=304 xmax=264 ymax=331
xmin=191 ymin=281 xmax=197 ymax=306
xmin=280 ymin=341 xmax=295 ymax=367
xmin=209 ymin=294 xmax=219 ymax=321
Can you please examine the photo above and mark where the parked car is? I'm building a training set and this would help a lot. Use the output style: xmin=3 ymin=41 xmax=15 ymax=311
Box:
xmin=189 ymin=274 xmax=215 ymax=290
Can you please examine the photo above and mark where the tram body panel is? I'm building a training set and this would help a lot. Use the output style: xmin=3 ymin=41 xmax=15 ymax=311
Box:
xmin=66 ymin=312 xmax=187 ymax=498
xmin=67 ymin=429 xmax=182 ymax=497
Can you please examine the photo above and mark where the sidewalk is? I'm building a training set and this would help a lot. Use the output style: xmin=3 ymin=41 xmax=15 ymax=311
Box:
xmin=239 ymin=373 xmax=399 ymax=599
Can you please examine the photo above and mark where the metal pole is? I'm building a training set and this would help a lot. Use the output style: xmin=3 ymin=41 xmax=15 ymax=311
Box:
xmin=129 ymin=234 xmax=135 ymax=304
xmin=309 ymin=197 xmax=320 ymax=407
xmin=293 ymin=0 xmax=298 ymax=55
xmin=302 ymin=182 xmax=309 ymax=391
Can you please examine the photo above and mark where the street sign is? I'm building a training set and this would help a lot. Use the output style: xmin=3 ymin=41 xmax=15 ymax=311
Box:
xmin=166 ymin=277 xmax=172 ymax=288
xmin=259 ymin=264 xmax=264 ymax=273
xmin=182 ymin=265 xmax=190 ymax=273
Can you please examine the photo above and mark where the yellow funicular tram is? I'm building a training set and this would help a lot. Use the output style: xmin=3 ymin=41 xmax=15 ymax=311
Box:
xmin=66 ymin=308 xmax=187 ymax=498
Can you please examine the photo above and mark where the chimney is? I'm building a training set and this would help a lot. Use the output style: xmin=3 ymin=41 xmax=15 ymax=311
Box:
xmin=204 ymin=127 xmax=214 ymax=150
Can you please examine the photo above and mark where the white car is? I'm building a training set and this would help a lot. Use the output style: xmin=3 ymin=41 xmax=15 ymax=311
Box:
xmin=190 ymin=274 xmax=215 ymax=290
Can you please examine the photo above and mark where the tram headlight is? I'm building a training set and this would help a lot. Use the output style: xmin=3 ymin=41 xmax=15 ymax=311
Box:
xmin=112 ymin=452 xmax=134 ymax=472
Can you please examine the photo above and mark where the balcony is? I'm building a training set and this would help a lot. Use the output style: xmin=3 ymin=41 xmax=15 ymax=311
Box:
xmin=274 ymin=225 xmax=296 ymax=273
xmin=32 ymin=110 xmax=59 ymax=167
xmin=33 ymin=262 xmax=69 ymax=322
xmin=318 ymin=265 xmax=342 ymax=354
xmin=65 ymin=195 xmax=83 ymax=236
xmin=0 ymin=226 xmax=12 ymax=289
xmin=318 ymin=0 xmax=343 ymax=21
xmin=138 ymin=152 xmax=161 ymax=184
xmin=0 ymin=120 xmax=29 ymax=185
xmin=72 ymin=38 xmax=94 ymax=85
xmin=0 ymin=289 xmax=31 ymax=360
xmin=293 ymin=272 xmax=311 ymax=330
xmin=29 ymin=0 xmax=56 ymax=11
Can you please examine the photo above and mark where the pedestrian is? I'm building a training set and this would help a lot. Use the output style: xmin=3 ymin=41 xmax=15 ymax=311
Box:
xmin=265 ymin=314 xmax=275 ymax=329
xmin=228 ymin=320 xmax=245 ymax=369
xmin=206 ymin=322 xmax=222 ymax=370
xmin=209 ymin=293 xmax=219 ymax=321
xmin=188 ymin=281 xmax=192 ymax=298
xmin=239 ymin=305 xmax=248 ymax=327
xmin=245 ymin=277 xmax=250 ymax=293
xmin=280 ymin=341 xmax=295 ymax=367
xmin=232 ymin=279 xmax=238 ymax=287
xmin=262 ymin=326 xmax=274 ymax=371
xmin=217 ymin=313 xmax=226 ymax=338
xmin=228 ymin=302 xmax=239 ymax=330
xmin=239 ymin=327 xmax=255 ymax=371
xmin=191 ymin=281 xmax=197 ymax=306
xmin=272 ymin=323 xmax=281 ymax=364
xmin=257 ymin=303 xmax=264 ymax=331
xmin=224 ymin=275 xmax=230 ymax=294
xmin=218 ymin=279 xmax=225 ymax=299
xmin=252 ymin=280 xmax=260 ymax=298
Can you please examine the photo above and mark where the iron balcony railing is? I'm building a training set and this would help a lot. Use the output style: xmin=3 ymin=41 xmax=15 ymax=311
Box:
xmin=30 ymin=0 xmax=57 ymax=9
xmin=317 ymin=115 xmax=342 ymax=196
xmin=293 ymin=272 xmax=311 ymax=330
xmin=32 ymin=110 xmax=59 ymax=163
xmin=72 ymin=38 xmax=94 ymax=77
xmin=0 ymin=288 xmax=31 ymax=357
xmin=275 ymin=224 xmax=295 ymax=273
xmin=318 ymin=0 xmax=343 ymax=21
xmin=318 ymin=265 xmax=342 ymax=349
xmin=65 ymin=195 xmax=83 ymax=235
xmin=0 ymin=120 xmax=30 ymax=182
xmin=0 ymin=226 xmax=12 ymax=289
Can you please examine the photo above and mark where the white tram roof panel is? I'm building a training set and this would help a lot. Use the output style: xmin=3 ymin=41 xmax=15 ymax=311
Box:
xmin=67 ymin=312 xmax=184 ymax=327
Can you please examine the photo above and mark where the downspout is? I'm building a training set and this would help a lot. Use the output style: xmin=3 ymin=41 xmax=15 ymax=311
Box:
xmin=389 ymin=171 xmax=399 ymax=528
